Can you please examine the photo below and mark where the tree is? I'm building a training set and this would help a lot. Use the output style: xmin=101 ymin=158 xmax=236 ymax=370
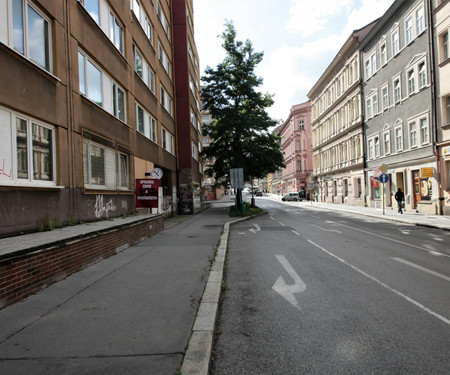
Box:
xmin=201 ymin=22 xmax=285 ymax=208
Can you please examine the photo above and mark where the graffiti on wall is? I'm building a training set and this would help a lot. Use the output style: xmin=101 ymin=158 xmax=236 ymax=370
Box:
xmin=91 ymin=195 xmax=116 ymax=219
xmin=0 ymin=159 xmax=11 ymax=178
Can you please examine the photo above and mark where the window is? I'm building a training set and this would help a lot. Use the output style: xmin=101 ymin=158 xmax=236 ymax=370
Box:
xmin=83 ymin=139 xmax=129 ymax=190
xmin=109 ymin=11 xmax=123 ymax=53
xmin=374 ymin=136 xmax=380 ymax=157
xmin=297 ymin=160 xmax=302 ymax=171
xmin=416 ymin=6 xmax=424 ymax=34
xmin=381 ymin=43 xmax=387 ymax=65
xmin=366 ymin=98 xmax=372 ymax=119
xmin=299 ymin=120 xmax=304 ymax=130
xmin=409 ymin=122 xmax=417 ymax=147
xmin=78 ymin=51 xmax=103 ymax=106
xmin=296 ymin=140 xmax=301 ymax=151
xmin=446 ymin=96 xmax=450 ymax=124
xmin=133 ymin=46 xmax=143 ymax=78
xmin=158 ymin=43 xmax=171 ymax=78
xmin=366 ymin=92 xmax=378 ymax=119
xmin=131 ymin=0 xmax=141 ymax=21
xmin=10 ymin=0 xmax=52 ymax=71
xmin=0 ymin=107 xmax=56 ymax=185
xmin=384 ymin=131 xmax=390 ymax=155
xmin=371 ymin=53 xmax=377 ymax=75
xmin=144 ymin=16 xmax=154 ymax=45
xmin=394 ymin=78 xmax=401 ymax=103
xmin=133 ymin=45 xmax=156 ymax=94
xmin=406 ymin=17 xmax=413 ymax=44
xmin=382 ymin=86 xmax=389 ymax=111
xmin=420 ymin=117 xmax=429 ymax=144
xmin=157 ymin=0 xmax=170 ymax=39
xmin=161 ymin=128 xmax=174 ymax=153
xmin=365 ymin=60 xmax=370 ymax=79
xmin=407 ymin=70 xmax=415 ymax=95
xmin=418 ymin=62 xmax=426 ymax=89
xmin=395 ymin=126 xmax=403 ymax=152
xmin=373 ymin=94 xmax=378 ymax=115
xmin=112 ymin=83 xmax=126 ymax=122
xmin=135 ymin=103 xmax=157 ymax=143
xmin=79 ymin=0 xmax=99 ymax=24
xmin=392 ymin=30 xmax=399 ymax=56
xmin=192 ymin=141 xmax=198 ymax=161
xmin=443 ymin=32 xmax=449 ymax=61
xmin=368 ymin=139 xmax=374 ymax=159
xmin=160 ymin=85 xmax=173 ymax=115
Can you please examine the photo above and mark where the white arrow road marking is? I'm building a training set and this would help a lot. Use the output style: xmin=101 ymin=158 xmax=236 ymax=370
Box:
xmin=312 ymin=224 xmax=342 ymax=234
xmin=249 ymin=224 xmax=261 ymax=233
xmin=392 ymin=258 xmax=450 ymax=282
xmin=272 ymin=255 xmax=306 ymax=310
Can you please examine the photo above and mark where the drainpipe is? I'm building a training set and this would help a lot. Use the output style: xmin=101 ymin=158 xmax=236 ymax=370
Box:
xmin=426 ymin=0 xmax=443 ymax=214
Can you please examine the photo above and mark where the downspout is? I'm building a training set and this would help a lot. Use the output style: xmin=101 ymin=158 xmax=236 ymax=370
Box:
xmin=359 ymin=50 xmax=369 ymax=206
xmin=426 ymin=0 xmax=443 ymax=214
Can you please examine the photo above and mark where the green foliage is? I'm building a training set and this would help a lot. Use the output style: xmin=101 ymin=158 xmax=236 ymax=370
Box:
xmin=201 ymin=21 xmax=285 ymax=186
xmin=228 ymin=203 xmax=264 ymax=217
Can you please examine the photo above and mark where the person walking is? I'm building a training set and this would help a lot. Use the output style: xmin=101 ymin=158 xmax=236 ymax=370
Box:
xmin=395 ymin=187 xmax=405 ymax=214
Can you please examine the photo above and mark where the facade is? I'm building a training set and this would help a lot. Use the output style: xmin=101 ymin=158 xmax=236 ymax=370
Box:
xmin=173 ymin=0 xmax=203 ymax=214
xmin=0 ymin=0 xmax=201 ymax=237
xmin=278 ymin=101 xmax=313 ymax=195
xmin=432 ymin=0 xmax=450 ymax=215
xmin=360 ymin=0 xmax=438 ymax=214
xmin=308 ymin=21 xmax=377 ymax=206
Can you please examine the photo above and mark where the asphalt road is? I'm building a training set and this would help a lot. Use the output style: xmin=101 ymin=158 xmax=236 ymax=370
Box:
xmin=211 ymin=196 xmax=450 ymax=375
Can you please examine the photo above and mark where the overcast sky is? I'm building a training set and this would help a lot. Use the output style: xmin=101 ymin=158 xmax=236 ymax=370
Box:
xmin=193 ymin=0 xmax=395 ymax=122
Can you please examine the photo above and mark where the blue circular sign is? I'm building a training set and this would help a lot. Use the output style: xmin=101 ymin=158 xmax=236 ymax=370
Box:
xmin=379 ymin=173 xmax=389 ymax=183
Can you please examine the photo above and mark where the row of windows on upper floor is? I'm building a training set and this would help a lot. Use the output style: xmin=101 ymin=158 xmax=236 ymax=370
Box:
xmin=313 ymin=135 xmax=363 ymax=170
xmin=365 ymin=55 xmax=428 ymax=120
xmin=0 ymin=0 xmax=200 ymax=91
xmin=0 ymin=104 xmax=181 ymax=191
xmin=366 ymin=114 xmax=430 ymax=161
xmin=363 ymin=1 xmax=426 ymax=82
xmin=312 ymin=56 xmax=360 ymax=121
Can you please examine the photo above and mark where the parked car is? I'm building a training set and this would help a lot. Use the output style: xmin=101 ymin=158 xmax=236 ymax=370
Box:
xmin=255 ymin=190 xmax=263 ymax=196
xmin=282 ymin=192 xmax=303 ymax=202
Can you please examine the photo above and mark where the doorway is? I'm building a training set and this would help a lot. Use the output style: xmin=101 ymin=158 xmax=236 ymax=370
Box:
xmin=412 ymin=170 xmax=421 ymax=209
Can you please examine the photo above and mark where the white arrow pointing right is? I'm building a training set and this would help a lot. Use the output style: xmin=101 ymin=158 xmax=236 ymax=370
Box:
xmin=272 ymin=255 xmax=306 ymax=310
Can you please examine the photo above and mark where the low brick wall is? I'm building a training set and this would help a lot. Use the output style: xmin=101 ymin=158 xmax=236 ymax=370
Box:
xmin=0 ymin=216 xmax=164 ymax=310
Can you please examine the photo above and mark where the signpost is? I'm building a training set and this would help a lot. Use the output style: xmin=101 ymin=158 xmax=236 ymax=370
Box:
xmin=379 ymin=172 xmax=389 ymax=215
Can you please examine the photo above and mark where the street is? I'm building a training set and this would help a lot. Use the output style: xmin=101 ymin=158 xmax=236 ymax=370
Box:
xmin=211 ymin=195 xmax=450 ymax=374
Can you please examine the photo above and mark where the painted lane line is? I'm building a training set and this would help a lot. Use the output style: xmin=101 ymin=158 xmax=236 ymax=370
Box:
xmin=312 ymin=224 xmax=342 ymax=234
xmin=277 ymin=221 xmax=286 ymax=226
xmin=291 ymin=230 xmax=300 ymax=236
xmin=308 ymin=240 xmax=450 ymax=326
xmin=335 ymin=222 xmax=450 ymax=258
xmin=272 ymin=255 xmax=306 ymax=310
xmin=392 ymin=258 xmax=450 ymax=282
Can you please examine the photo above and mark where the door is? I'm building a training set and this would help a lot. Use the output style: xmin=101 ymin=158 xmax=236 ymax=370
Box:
xmin=412 ymin=170 xmax=421 ymax=209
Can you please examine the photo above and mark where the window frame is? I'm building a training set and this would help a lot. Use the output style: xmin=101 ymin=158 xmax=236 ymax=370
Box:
xmin=392 ymin=28 xmax=399 ymax=56
xmin=395 ymin=125 xmax=403 ymax=152
xmin=383 ymin=130 xmax=391 ymax=155
xmin=78 ymin=50 xmax=103 ymax=107
xmin=409 ymin=121 xmax=418 ymax=148
xmin=420 ymin=116 xmax=429 ymax=145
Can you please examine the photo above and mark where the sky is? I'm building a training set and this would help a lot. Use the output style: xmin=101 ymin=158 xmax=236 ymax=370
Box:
xmin=193 ymin=0 xmax=395 ymax=122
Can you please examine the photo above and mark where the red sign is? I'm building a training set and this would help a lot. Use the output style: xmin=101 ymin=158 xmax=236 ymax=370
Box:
xmin=136 ymin=179 xmax=159 ymax=208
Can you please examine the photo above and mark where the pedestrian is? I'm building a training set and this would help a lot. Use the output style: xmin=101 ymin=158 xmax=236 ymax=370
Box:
xmin=394 ymin=188 xmax=405 ymax=214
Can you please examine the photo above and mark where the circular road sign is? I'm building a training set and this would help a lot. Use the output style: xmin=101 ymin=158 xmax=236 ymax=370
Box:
xmin=379 ymin=173 xmax=389 ymax=183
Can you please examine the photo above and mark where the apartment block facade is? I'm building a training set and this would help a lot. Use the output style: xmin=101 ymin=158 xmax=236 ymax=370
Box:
xmin=278 ymin=101 xmax=313 ymax=195
xmin=360 ymin=0 xmax=437 ymax=214
xmin=0 ymin=0 xmax=202 ymax=237
xmin=308 ymin=21 xmax=377 ymax=206
xmin=432 ymin=0 xmax=450 ymax=214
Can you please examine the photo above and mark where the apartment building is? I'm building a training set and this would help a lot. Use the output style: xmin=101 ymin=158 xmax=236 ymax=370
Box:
xmin=308 ymin=21 xmax=377 ymax=206
xmin=360 ymin=0 xmax=437 ymax=214
xmin=432 ymin=0 xmax=450 ymax=215
xmin=278 ymin=101 xmax=313 ymax=195
xmin=0 ymin=0 xmax=201 ymax=237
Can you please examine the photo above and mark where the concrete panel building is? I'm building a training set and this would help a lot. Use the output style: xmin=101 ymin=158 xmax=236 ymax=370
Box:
xmin=0 ymin=0 xmax=202 ymax=237
xmin=360 ymin=0 xmax=437 ymax=214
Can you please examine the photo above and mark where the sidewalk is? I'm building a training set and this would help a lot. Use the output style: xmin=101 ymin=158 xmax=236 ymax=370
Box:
xmin=263 ymin=193 xmax=450 ymax=231
xmin=0 ymin=201 xmax=234 ymax=375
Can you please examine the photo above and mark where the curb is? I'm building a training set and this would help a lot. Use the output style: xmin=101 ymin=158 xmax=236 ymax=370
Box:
xmin=179 ymin=214 xmax=257 ymax=375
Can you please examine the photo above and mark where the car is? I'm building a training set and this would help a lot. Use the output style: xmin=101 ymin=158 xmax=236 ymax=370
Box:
xmin=281 ymin=192 xmax=303 ymax=202
xmin=255 ymin=190 xmax=263 ymax=196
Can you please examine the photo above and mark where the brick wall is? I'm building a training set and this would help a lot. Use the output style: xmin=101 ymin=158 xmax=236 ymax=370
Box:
xmin=0 ymin=216 xmax=164 ymax=310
